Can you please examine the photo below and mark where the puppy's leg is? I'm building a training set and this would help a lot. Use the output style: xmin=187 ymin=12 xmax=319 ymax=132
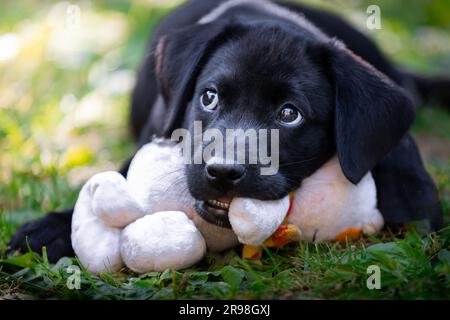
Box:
xmin=7 ymin=208 xmax=74 ymax=263
xmin=372 ymin=134 xmax=443 ymax=231
xmin=71 ymin=171 xmax=146 ymax=273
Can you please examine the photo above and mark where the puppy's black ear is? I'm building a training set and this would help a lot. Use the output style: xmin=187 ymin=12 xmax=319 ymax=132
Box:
xmin=154 ymin=21 xmax=243 ymax=136
xmin=326 ymin=40 xmax=415 ymax=184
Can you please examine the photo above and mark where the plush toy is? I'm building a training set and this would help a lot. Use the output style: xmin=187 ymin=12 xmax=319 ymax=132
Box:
xmin=287 ymin=156 xmax=384 ymax=242
xmin=72 ymin=139 xmax=384 ymax=274
xmin=237 ymin=156 xmax=385 ymax=259
xmin=72 ymin=140 xmax=289 ymax=273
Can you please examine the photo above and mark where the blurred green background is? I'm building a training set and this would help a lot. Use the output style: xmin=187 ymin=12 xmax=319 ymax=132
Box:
xmin=0 ymin=0 xmax=449 ymax=299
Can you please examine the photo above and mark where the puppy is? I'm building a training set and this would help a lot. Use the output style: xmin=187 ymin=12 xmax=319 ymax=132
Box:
xmin=9 ymin=0 xmax=446 ymax=262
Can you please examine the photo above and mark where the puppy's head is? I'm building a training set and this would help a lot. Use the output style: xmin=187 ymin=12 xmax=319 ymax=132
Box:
xmin=155 ymin=21 xmax=414 ymax=227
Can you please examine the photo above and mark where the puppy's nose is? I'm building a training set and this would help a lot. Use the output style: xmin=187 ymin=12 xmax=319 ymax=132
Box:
xmin=205 ymin=163 xmax=246 ymax=184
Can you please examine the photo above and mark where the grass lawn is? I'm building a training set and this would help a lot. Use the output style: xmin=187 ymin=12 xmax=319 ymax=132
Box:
xmin=0 ymin=0 xmax=449 ymax=299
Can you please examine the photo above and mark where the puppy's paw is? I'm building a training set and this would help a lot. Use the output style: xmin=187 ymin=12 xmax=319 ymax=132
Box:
xmin=7 ymin=209 xmax=74 ymax=262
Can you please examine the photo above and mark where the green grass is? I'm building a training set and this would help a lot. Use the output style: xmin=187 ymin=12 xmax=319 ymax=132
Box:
xmin=1 ymin=0 xmax=449 ymax=299
xmin=1 ymin=226 xmax=449 ymax=299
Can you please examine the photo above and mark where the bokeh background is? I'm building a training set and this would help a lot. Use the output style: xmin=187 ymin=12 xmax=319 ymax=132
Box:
xmin=0 ymin=0 xmax=449 ymax=299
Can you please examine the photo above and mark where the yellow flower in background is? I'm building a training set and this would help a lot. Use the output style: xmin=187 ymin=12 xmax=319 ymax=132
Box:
xmin=61 ymin=144 xmax=93 ymax=169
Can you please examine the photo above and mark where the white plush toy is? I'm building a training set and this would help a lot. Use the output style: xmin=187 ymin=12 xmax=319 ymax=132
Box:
xmin=72 ymin=139 xmax=384 ymax=274
xmin=288 ymin=156 xmax=384 ymax=242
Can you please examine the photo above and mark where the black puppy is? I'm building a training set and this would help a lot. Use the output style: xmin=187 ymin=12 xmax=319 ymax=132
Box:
xmin=9 ymin=0 xmax=447 ymax=262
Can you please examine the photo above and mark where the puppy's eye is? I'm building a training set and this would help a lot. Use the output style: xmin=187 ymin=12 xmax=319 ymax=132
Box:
xmin=277 ymin=104 xmax=303 ymax=125
xmin=200 ymin=89 xmax=219 ymax=111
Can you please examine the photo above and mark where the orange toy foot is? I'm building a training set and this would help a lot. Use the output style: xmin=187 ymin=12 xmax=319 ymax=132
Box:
xmin=264 ymin=224 xmax=301 ymax=248
xmin=242 ymin=224 xmax=301 ymax=260
xmin=335 ymin=227 xmax=362 ymax=243
xmin=242 ymin=245 xmax=263 ymax=260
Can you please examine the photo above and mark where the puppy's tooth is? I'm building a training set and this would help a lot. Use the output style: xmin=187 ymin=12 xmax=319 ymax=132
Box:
xmin=207 ymin=199 xmax=230 ymax=210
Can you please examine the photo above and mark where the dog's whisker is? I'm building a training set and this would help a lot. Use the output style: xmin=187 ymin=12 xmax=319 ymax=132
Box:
xmin=278 ymin=157 xmax=319 ymax=168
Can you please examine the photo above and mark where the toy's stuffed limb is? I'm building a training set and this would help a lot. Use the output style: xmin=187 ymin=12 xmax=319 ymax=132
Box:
xmin=334 ymin=210 xmax=383 ymax=243
xmin=72 ymin=180 xmax=122 ymax=273
xmin=228 ymin=195 xmax=298 ymax=260
xmin=90 ymin=172 xmax=145 ymax=227
xmin=229 ymin=195 xmax=290 ymax=246
xmin=71 ymin=171 xmax=146 ymax=273
xmin=72 ymin=169 xmax=207 ymax=274
xmin=121 ymin=211 xmax=207 ymax=273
